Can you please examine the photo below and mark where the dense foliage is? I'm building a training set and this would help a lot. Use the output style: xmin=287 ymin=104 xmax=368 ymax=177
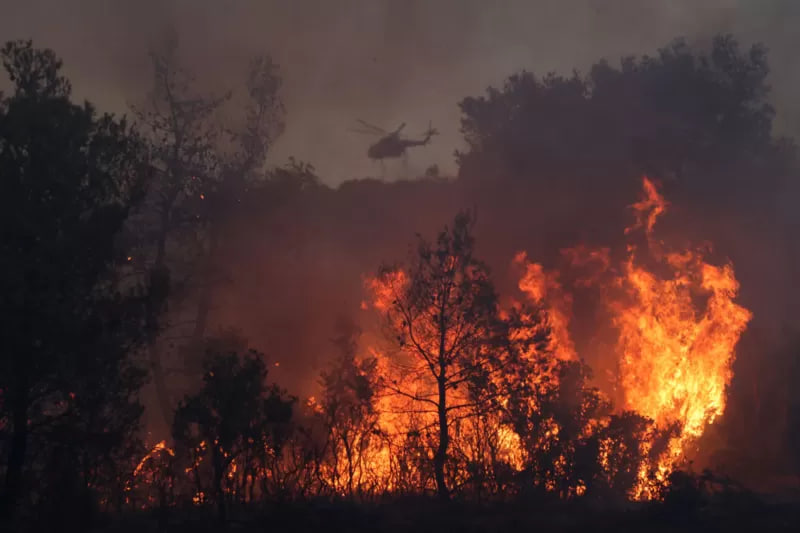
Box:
xmin=0 ymin=40 xmax=151 ymax=528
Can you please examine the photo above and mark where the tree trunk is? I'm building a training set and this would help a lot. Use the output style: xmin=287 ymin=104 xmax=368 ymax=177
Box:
xmin=191 ymin=289 xmax=212 ymax=346
xmin=434 ymin=372 xmax=449 ymax=500
xmin=2 ymin=375 xmax=29 ymax=518
xmin=185 ymin=229 xmax=218 ymax=379
xmin=147 ymin=208 xmax=174 ymax=432
xmin=190 ymin=229 xmax=219 ymax=347
xmin=212 ymin=450 xmax=227 ymax=526
xmin=344 ymin=435 xmax=355 ymax=497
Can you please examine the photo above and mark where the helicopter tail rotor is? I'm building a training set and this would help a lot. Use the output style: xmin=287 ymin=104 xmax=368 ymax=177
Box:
xmin=424 ymin=121 xmax=439 ymax=139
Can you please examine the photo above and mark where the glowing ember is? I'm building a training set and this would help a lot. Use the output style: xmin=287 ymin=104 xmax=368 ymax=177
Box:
xmin=134 ymin=440 xmax=174 ymax=477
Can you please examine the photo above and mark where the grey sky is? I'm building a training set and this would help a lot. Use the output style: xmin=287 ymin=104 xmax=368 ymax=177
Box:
xmin=1 ymin=0 xmax=798 ymax=184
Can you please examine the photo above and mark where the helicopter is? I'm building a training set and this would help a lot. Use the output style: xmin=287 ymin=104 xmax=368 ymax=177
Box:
xmin=351 ymin=119 xmax=438 ymax=163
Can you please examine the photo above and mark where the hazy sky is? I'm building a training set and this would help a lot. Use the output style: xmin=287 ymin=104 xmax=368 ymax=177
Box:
xmin=1 ymin=0 xmax=798 ymax=184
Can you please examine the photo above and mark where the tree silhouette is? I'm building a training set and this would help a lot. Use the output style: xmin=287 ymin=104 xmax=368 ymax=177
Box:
xmin=132 ymin=34 xmax=226 ymax=429
xmin=132 ymin=33 xmax=285 ymax=430
xmin=314 ymin=319 xmax=382 ymax=496
xmin=172 ymin=346 xmax=294 ymax=523
xmin=186 ymin=52 xmax=285 ymax=351
xmin=457 ymin=34 xmax=788 ymax=215
xmin=373 ymin=211 xmax=512 ymax=500
xmin=0 ymin=40 xmax=150 ymax=523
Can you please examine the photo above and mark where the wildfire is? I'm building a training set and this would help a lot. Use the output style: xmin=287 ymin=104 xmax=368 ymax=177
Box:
xmin=125 ymin=176 xmax=750 ymax=505
xmin=513 ymin=176 xmax=751 ymax=497
xmin=358 ymin=176 xmax=751 ymax=500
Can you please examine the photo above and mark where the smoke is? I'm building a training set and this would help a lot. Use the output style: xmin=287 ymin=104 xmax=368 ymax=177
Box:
xmin=2 ymin=0 xmax=799 ymax=183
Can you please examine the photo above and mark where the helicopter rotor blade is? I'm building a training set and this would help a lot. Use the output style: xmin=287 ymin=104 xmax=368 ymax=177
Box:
xmin=355 ymin=119 xmax=387 ymax=134
xmin=350 ymin=127 xmax=383 ymax=136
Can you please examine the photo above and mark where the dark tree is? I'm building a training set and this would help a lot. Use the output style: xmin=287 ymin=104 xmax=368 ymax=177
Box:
xmin=132 ymin=33 xmax=285 ymax=429
xmin=172 ymin=346 xmax=294 ymax=523
xmin=0 ymin=40 xmax=150 ymax=523
xmin=460 ymin=35 xmax=773 ymax=172
xmin=502 ymin=357 xmax=601 ymax=497
xmin=456 ymin=34 xmax=790 ymax=218
xmin=132 ymin=35 xmax=228 ymax=429
xmin=186 ymin=51 xmax=285 ymax=347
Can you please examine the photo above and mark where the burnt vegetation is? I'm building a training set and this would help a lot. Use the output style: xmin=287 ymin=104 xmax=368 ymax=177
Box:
xmin=1 ymin=32 xmax=800 ymax=533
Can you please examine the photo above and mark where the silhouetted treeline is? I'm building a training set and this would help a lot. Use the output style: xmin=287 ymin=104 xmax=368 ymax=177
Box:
xmin=0 ymin=40 xmax=152 ymax=528
xmin=1 ymin=32 xmax=800 ymax=533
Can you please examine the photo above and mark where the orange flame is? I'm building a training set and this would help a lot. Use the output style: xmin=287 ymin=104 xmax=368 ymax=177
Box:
xmin=342 ymin=176 xmax=751 ymax=501
xmin=512 ymin=176 xmax=751 ymax=498
xmin=514 ymin=252 xmax=576 ymax=360
xmin=612 ymin=178 xmax=751 ymax=497
xmin=349 ymin=177 xmax=751 ymax=500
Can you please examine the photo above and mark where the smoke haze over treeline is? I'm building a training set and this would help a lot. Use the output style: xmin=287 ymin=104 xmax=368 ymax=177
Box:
xmin=2 ymin=0 xmax=800 ymax=183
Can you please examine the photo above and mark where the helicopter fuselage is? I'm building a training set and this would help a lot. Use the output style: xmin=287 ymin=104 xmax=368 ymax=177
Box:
xmin=367 ymin=134 xmax=432 ymax=160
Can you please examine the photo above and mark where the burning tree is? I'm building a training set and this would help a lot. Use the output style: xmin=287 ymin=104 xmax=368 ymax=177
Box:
xmin=369 ymin=211 xmax=538 ymax=500
xmin=312 ymin=319 xmax=384 ymax=497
